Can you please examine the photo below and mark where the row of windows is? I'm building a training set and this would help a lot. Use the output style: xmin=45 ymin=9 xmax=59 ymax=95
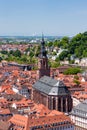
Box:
xmin=31 ymin=124 xmax=73 ymax=130
xmin=73 ymin=109 xmax=87 ymax=117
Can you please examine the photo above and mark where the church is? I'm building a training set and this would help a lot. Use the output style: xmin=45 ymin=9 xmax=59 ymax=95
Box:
xmin=33 ymin=36 xmax=72 ymax=113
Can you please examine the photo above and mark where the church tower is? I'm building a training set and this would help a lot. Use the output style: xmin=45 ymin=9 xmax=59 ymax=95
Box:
xmin=38 ymin=35 xmax=50 ymax=79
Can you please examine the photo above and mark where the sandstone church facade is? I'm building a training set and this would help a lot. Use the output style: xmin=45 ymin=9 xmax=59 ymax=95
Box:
xmin=33 ymin=36 xmax=72 ymax=113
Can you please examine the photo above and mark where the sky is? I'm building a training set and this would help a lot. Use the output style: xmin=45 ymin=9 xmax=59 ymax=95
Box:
xmin=0 ymin=0 xmax=87 ymax=36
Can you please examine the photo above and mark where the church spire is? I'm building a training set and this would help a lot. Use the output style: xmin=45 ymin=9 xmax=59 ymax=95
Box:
xmin=40 ymin=34 xmax=47 ymax=58
xmin=41 ymin=33 xmax=45 ymax=46
xmin=38 ymin=34 xmax=50 ymax=79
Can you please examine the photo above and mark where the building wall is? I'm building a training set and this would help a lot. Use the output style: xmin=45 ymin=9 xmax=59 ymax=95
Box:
xmin=71 ymin=115 xmax=87 ymax=129
xmin=39 ymin=68 xmax=50 ymax=79
xmin=19 ymin=88 xmax=30 ymax=99
xmin=0 ymin=114 xmax=12 ymax=121
xmin=33 ymin=89 xmax=72 ymax=113
xmin=38 ymin=58 xmax=50 ymax=79
xmin=72 ymin=97 xmax=81 ymax=107
xmin=30 ymin=124 xmax=74 ymax=130
xmin=33 ymin=89 xmax=48 ymax=107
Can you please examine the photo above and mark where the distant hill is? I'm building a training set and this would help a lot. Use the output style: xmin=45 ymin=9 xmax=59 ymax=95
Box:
xmin=0 ymin=35 xmax=64 ymax=41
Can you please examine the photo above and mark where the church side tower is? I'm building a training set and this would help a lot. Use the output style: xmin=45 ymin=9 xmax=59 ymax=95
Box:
xmin=38 ymin=36 xmax=50 ymax=79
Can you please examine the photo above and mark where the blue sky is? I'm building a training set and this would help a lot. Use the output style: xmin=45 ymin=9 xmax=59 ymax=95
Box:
xmin=0 ymin=0 xmax=87 ymax=36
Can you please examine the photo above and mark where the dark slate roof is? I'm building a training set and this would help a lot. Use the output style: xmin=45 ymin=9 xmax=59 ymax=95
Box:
xmin=33 ymin=76 xmax=70 ymax=96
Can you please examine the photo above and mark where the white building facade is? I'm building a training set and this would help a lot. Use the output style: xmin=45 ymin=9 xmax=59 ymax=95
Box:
xmin=70 ymin=99 xmax=87 ymax=129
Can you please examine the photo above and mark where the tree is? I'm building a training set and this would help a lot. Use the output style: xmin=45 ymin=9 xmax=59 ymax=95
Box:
xmin=73 ymin=79 xmax=80 ymax=86
xmin=1 ymin=50 xmax=8 ymax=55
xmin=13 ymin=50 xmax=21 ymax=57
xmin=48 ymin=42 xmax=53 ymax=47
xmin=74 ymin=75 xmax=79 ymax=80
xmin=60 ymin=36 xmax=69 ymax=49
xmin=51 ymin=61 xmax=60 ymax=68
xmin=29 ymin=51 xmax=34 ymax=57
xmin=83 ymin=49 xmax=87 ymax=57
xmin=35 ymin=45 xmax=41 ymax=57
xmin=20 ymin=55 xmax=27 ymax=62
xmin=52 ymin=51 xmax=57 ymax=55
xmin=68 ymin=33 xmax=82 ymax=54
xmin=25 ymin=47 xmax=30 ymax=52
xmin=71 ymin=33 xmax=82 ymax=43
xmin=64 ymin=67 xmax=81 ymax=75
xmin=55 ymin=56 xmax=60 ymax=62
xmin=9 ymin=50 xmax=14 ymax=55
xmin=53 ymin=40 xmax=60 ymax=47
xmin=59 ymin=51 xmax=68 ymax=60
xmin=69 ymin=60 xmax=75 ymax=64
xmin=75 ymin=45 xmax=84 ymax=58
xmin=0 ymin=57 xmax=3 ymax=62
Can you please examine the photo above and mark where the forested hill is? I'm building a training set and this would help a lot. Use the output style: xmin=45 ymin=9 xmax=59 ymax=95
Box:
xmin=68 ymin=32 xmax=87 ymax=58
xmin=51 ymin=31 xmax=87 ymax=61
